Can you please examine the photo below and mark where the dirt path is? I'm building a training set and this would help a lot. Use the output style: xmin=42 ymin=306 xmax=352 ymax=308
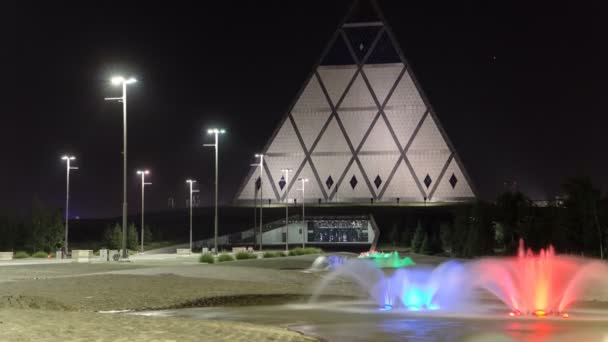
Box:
xmin=0 ymin=256 xmax=361 ymax=341
xmin=0 ymin=309 xmax=317 ymax=341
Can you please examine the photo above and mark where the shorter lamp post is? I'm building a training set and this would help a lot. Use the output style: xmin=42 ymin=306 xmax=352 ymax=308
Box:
xmin=186 ymin=179 xmax=199 ymax=252
xmin=137 ymin=170 xmax=151 ymax=253
xmin=204 ymin=128 xmax=225 ymax=254
xmin=297 ymin=178 xmax=308 ymax=248
xmin=251 ymin=154 xmax=264 ymax=250
xmin=281 ymin=168 xmax=292 ymax=251
xmin=61 ymin=155 xmax=78 ymax=256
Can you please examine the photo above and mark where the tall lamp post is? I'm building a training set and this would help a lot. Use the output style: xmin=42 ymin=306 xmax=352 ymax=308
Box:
xmin=252 ymin=154 xmax=264 ymax=250
xmin=281 ymin=168 xmax=292 ymax=251
xmin=186 ymin=179 xmax=199 ymax=252
xmin=105 ymin=75 xmax=137 ymax=259
xmin=297 ymin=178 xmax=308 ymax=248
xmin=204 ymin=128 xmax=225 ymax=254
xmin=61 ymin=155 xmax=78 ymax=256
xmin=136 ymin=170 xmax=151 ymax=253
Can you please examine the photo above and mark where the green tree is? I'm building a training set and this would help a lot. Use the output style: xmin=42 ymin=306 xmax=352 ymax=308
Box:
xmin=450 ymin=203 xmax=493 ymax=258
xmin=464 ymin=202 xmax=494 ymax=257
xmin=450 ymin=206 xmax=470 ymax=257
xmin=127 ymin=223 xmax=139 ymax=250
xmin=562 ymin=177 xmax=604 ymax=258
xmin=439 ymin=222 xmax=453 ymax=253
xmin=0 ymin=210 xmax=19 ymax=251
xmin=28 ymin=199 xmax=63 ymax=253
xmin=144 ymin=225 xmax=153 ymax=244
xmin=410 ymin=221 xmax=424 ymax=253
xmin=102 ymin=223 xmax=121 ymax=249
xmin=495 ymin=191 xmax=531 ymax=252
xmin=420 ymin=234 xmax=430 ymax=254
xmin=389 ymin=222 xmax=399 ymax=247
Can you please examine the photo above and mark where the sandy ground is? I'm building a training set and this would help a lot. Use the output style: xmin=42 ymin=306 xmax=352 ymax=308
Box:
xmin=0 ymin=310 xmax=316 ymax=341
xmin=0 ymin=254 xmax=360 ymax=341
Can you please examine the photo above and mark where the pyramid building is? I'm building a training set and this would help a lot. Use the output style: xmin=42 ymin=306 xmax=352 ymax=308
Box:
xmin=235 ymin=0 xmax=476 ymax=204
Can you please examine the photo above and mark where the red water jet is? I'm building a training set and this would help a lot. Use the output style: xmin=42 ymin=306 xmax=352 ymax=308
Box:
xmin=471 ymin=239 xmax=608 ymax=315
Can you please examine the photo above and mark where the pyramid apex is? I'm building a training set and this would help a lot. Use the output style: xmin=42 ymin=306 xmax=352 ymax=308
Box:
xmin=343 ymin=0 xmax=383 ymax=27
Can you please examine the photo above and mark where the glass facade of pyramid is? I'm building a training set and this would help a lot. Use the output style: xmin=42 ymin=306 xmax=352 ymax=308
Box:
xmin=235 ymin=0 xmax=476 ymax=205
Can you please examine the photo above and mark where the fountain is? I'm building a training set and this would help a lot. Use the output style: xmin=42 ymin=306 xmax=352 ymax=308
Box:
xmin=312 ymin=240 xmax=608 ymax=318
xmin=311 ymin=258 xmax=470 ymax=311
xmin=358 ymin=251 xmax=416 ymax=268
xmin=308 ymin=254 xmax=350 ymax=272
xmin=470 ymin=240 xmax=608 ymax=317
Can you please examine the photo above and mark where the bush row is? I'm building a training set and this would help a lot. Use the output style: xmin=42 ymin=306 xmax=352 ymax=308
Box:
xmin=234 ymin=251 xmax=257 ymax=260
xmin=11 ymin=251 xmax=51 ymax=259
xmin=198 ymin=248 xmax=324 ymax=264
xmin=288 ymin=247 xmax=323 ymax=256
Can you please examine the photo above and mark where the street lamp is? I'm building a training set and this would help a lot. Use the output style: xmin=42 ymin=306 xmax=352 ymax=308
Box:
xmin=281 ymin=168 xmax=292 ymax=251
xmin=297 ymin=177 xmax=309 ymax=248
xmin=252 ymin=154 xmax=264 ymax=250
xmin=186 ymin=179 xmax=199 ymax=252
xmin=136 ymin=170 xmax=151 ymax=253
xmin=105 ymin=75 xmax=137 ymax=259
xmin=204 ymin=128 xmax=225 ymax=254
xmin=61 ymin=155 xmax=78 ymax=256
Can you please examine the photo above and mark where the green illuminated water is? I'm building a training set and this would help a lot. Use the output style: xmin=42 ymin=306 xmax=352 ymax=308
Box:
xmin=358 ymin=251 xmax=416 ymax=268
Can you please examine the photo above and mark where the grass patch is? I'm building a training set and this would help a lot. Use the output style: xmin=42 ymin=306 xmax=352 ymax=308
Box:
xmin=13 ymin=251 xmax=29 ymax=259
xmin=199 ymin=254 xmax=215 ymax=264
xmin=288 ymin=247 xmax=323 ymax=256
xmin=32 ymin=251 xmax=49 ymax=258
xmin=263 ymin=251 xmax=280 ymax=258
xmin=235 ymin=251 xmax=257 ymax=260
xmin=217 ymin=253 xmax=235 ymax=262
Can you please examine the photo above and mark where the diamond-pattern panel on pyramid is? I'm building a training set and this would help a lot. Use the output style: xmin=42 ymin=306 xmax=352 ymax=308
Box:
xmin=362 ymin=63 xmax=403 ymax=106
xmin=310 ymin=154 xmax=351 ymax=197
xmin=290 ymin=76 xmax=332 ymax=151
xmin=343 ymin=26 xmax=382 ymax=62
xmin=406 ymin=114 xmax=451 ymax=197
xmin=294 ymin=160 xmax=326 ymax=202
xmin=350 ymin=175 xmax=358 ymax=189
xmin=326 ymin=175 xmax=334 ymax=190
xmin=359 ymin=115 xmax=399 ymax=152
xmin=264 ymin=155 xmax=305 ymax=199
xmin=337 ymin=72 xmax=379 ymax=149
xmin=382 ymin=159 xmax=423 ymax=201
xmin=265 ymin=116 xmax=305 ymax=154
xmin=374 ymin=175 xmax=382 ymax=189
xmin=243 ymin=170 xmax=274 ymax=203
xmin=384 ymin=70 xmax=427 ymax=148
xmin=431 ymin=157 xmax=474 ymax=201
xmin=449 ymin=173 xmax=458 ymax=189
xmin=365 ymin=31 xmax=402 ymax=65
xmin=255 ymin=177 xmax=261 ymax=191
xmin=320 ymin=33 xmax=355 ymax=66
xmin=237 ymin=171 xmax=262 ymax=200
xmin=311 ymin=116 xmax=351 ymax=153
xmin=317 ymin=65 xmax=358 ymax=107
xmin=337 ymin=161 xmax=372 ymax=200
xmin=424 ymin=174 xmax=432 ymax=189
xmin=358 ymin=153 xmax=400 ymax=198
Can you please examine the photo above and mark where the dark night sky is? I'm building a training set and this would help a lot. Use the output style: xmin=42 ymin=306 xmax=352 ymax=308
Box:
xmin=2 ymin=1 xmax=607 ymax=218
